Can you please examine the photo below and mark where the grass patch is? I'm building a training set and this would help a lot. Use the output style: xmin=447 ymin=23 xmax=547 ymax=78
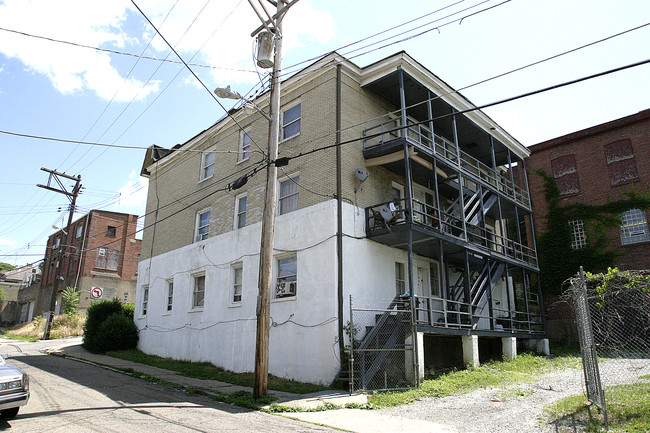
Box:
xmin=2 ymin=315 xmax=84 ymax=340
xmin=545 ymin=382 xmax=650 ymax=432
xmin=106 ymin=349 xmax=329 ymax=395
xmin=368 ymin=353 xmax=580 ymax=408
xmin=0 ymin=333 xmax=39 ymax=342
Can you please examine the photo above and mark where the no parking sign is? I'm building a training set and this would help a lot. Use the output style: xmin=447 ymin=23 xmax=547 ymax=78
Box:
xmin=90 ymin=287 xmax=103 ymax=299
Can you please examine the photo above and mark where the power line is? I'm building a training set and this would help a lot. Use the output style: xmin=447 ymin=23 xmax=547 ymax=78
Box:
xmin=0 ymin=26 xmax=256 ymax=73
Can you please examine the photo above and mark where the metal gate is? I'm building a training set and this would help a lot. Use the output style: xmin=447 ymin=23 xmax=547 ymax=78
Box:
xmin=348 ymin=296 xmax=416 ymax=392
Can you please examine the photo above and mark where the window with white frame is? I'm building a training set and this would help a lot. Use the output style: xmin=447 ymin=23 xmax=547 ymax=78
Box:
xmin=239 ymin=130 xmax=251 ymax=162
xmin=76 ymin=224 xmax=83 ymax=239
xmin=569 ymin=219 xmax=587 ymax=249
xmin=232 ymin=265 xmax=242 ymax=303
xmin=166 ymin=279 xmax=174 ymax=311
xmin=279 ymin=176 xmax=299 ymax=215
xmin=275 ymin=255 xmax=297 ymax=298
xmin=235 ymin=194 xmax=247 ymax=229
xmin=195 ymin=210 xmax=210 ymax=242
xmin=142 ymin=286 xmax=149 ymax=315
xmin=620 ymin=208 xmax=650 ymax=245
xmin=200 ymin=150 xmax=216 ymax=181
xmin=395 ymin=262 xmax=406 ymax=296
xmin=281 ymin=103 xmax=301 ymax=140
xmin=53 ymin=236 xmax=60 ymax=249
xmin=192 ymin=274 xmax=205 ymax=309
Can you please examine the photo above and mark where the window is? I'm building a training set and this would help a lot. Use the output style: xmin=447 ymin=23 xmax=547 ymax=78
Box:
xmin=233 ymin=265 xmax=242 ymax=303
xmin=429 ymin=262 xmax=440 ymax=297
xmin=75 ymin=224 xmax=83 ymax=239
xmin=281 ymin=103 xmax=301 ymax=140
xmin=95 ymin=247 xmax=119 ymax=271
xmin=569 ymin=219 xmax=587 ymax=249
xmin=166 ymin=279 xmax=174 ymax=311
xmin=551 ymin=155 xmax=580 ymax=195
xmin=275 ymin=255 xmax=297 ymax=298
xmin=53 ymin=236 xmax=60 ymax=249
xmin=192 ymin=274 xmax=205 ymax=309
xmin=239 ymin=130 xmax=251 ymax=162
xmin=395 ymin=262 xmax=405 ymax=296
xmin=620 ymin=208 xmax=650 ymax=245
xmin=195 ymin=210 xmax=210 ymax=242
xmin=106 ymin=226 xmax=116 ymax=237
xmin=235 ymin=194 xmax=247 ymax=229
xmin=142 ymin=286 xmax=149 ymax=315
xmin=604 ymin=139 xmax=638 ymax=186
xmin=200 ymin=150 xmax=216 ymax=181
xmin=279 ymin=176 xmax=299 ymax=215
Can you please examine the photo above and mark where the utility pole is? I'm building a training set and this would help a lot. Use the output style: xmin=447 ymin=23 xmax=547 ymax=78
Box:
xmin=249 ymin=0 xmax=296 ymax=400
xmin=37 ymin=167 xmax=81 ymax=340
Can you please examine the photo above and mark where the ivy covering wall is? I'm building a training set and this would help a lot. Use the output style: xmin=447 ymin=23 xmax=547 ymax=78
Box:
xmin=535 ymin=169 xmax=650 ymax=294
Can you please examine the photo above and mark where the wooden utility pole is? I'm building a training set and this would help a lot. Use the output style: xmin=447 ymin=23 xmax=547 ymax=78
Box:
xmin=250 ymin=0 xmax=297 ymax=399
xmin=37 ymin=167 xmax=81 ymax=340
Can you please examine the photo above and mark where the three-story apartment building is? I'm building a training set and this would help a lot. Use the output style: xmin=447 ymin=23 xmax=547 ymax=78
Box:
xmin=137 ymin=52 xmax=547 ymax=388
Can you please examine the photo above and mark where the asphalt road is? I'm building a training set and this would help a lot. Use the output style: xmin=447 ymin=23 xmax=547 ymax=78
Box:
xmin=0 ymin=340 xmax=336 ymax=433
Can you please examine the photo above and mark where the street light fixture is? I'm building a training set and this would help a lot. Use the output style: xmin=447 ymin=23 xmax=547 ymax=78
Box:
xmin=214 ymin=86 xmax=272 ymax=122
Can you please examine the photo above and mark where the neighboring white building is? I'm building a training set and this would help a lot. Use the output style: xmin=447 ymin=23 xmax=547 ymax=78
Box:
xmin=137 ymin=52 xmax=546 ymax=388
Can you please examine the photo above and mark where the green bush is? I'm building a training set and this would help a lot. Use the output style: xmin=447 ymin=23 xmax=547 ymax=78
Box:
xmin=93 ymin=313 xmax=139 ymax=353
xmin=83 ymin=299 xmax=138 ymax=353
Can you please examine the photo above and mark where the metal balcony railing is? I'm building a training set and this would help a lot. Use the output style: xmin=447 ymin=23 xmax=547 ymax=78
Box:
xmin=365 ymin=198 xmax=537 ymax=268
xmin=413 ymin=295 xmax=545 ymax=334
xmin=363 ymin=115 xmax=530 ymax=209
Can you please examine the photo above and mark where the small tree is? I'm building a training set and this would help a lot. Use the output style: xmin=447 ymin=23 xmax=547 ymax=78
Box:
xmin=61 ymin=286 xmax=80 ymax=318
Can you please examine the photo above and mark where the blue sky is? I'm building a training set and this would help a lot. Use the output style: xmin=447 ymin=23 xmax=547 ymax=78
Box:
xmin=1 ymin=0 xmax=649 ymax=266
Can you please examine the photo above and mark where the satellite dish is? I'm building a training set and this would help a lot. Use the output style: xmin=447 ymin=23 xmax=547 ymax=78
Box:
xmin=355 ymin=168 xmax=369 ymax=182
xmin=379 ymin=205 xmax=394 ymax=222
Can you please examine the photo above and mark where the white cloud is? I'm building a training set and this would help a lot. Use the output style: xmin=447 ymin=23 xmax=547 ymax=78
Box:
xmin=0 ymin=0 xmax=336 ymax=102
xmin=0 ymin=0 xmax=157 ymax=102
xmin=117 ymin=175 xmax=149 ymax=210
xmin=0 ymin=238 xmax=20 ymax=248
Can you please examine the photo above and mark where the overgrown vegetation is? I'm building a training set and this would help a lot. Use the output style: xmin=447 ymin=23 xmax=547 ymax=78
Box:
xmin=83 ymin=299 xmax=138 ymax=353
xmin=106 ymin=349 xmax=329 ymax=395
xmin=544 ymin=382 xmax=650 ymax=432
xmin=535 ymin=169 xmax=650 ymax=294
xmin=367 ymin=353 xmax=580 ymax=408
xmin=2 ymin=314 xmax=84 ymax=340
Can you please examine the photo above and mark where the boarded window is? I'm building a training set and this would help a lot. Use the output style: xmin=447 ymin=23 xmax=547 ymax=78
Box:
xmin=604 ymin=139 xmax=638 ymax=186
xmin=551 ymin=155 xmax=580 ymax=195
xmin=95 ymin=247 xmax=119 ymax=271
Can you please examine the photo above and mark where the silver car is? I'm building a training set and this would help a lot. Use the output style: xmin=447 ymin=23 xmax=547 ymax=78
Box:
xmin=0 ymin=356 xmax=29 ymax=419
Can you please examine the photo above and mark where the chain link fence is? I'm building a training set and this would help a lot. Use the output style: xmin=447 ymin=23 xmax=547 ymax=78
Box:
xmin=564 ymin=269 xmax=650 ymax=429
xmin=348 ymin=296 xmax=416 ymax=392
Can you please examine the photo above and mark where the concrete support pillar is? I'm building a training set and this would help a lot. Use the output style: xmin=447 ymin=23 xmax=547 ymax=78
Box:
xmin=522 ymin=338 xmax=550 ymax=355
xmin=536 ymin=338 xmax=550 ymax=355
xmin=502 ymin=337 xmax=517 ymax=360
xmin=462 ymin=335 xmax=479 ymax=367
xmin=405 ymin=332 xmax=426 ymax=383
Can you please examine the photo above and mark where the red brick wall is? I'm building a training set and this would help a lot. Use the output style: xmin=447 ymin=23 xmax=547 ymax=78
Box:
xmin=523 ymin=109 xmax=650 ymax=271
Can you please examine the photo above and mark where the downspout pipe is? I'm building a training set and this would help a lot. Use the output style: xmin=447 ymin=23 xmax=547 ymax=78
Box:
xmin=336 ymin=64 xmax=345 ymax=360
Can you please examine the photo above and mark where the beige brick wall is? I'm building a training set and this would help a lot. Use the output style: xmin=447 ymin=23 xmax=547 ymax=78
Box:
xmin=140 ymin=60 xmax=406 ymax=260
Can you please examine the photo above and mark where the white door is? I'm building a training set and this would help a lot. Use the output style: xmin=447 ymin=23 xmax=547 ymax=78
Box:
xmin=417 ymin=266 xmax=431 ymax=323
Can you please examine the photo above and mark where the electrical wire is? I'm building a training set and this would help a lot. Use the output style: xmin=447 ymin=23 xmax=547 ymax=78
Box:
xmin=0 ymin=26 xmax=256 ymax=73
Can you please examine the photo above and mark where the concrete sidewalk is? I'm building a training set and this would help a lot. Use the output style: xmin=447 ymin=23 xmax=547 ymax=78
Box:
xmin=46 ymin=341 xmax=454 ymax=433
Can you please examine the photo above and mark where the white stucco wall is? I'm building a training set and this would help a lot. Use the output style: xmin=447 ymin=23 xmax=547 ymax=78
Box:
xmin=136 ymin=200 xmax=351 ymax=385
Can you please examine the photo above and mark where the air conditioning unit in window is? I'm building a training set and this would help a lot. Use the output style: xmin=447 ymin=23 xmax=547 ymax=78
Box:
xmin=275 ymin=280 xmax=297 ymax=298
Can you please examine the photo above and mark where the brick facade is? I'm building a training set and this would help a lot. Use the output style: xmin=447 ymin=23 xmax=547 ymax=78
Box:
xmin=523 ymin=108 xmax=650 ymax=270
xmin=40 ymin=210 xmax=142 ymax=312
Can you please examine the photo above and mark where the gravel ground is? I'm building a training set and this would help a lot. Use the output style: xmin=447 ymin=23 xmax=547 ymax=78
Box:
xmin=382 ymin=359 xmax=650 ymax=433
